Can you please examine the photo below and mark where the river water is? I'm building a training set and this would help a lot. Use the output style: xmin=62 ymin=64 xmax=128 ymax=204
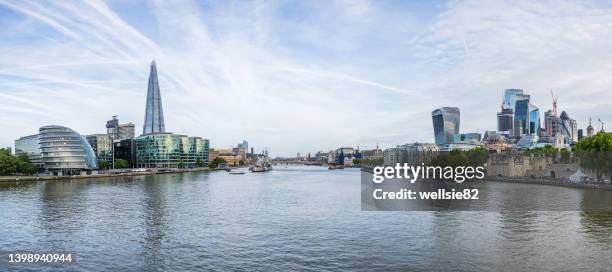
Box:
xmin=1 ymin=166 xmax=611 ymax=271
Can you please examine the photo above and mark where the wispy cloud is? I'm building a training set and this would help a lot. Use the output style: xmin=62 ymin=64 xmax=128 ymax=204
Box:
xmin=0 ymin=0 xmax=611 ymax=155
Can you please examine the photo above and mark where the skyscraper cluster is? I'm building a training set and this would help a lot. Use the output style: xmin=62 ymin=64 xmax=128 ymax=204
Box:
xmin=430 ymin=88 xmax=598 ymax=151
xmin=497 ymin=89 xmax=540 ymax=138
xmin=495 ymin=89 xmax=581 ymax=148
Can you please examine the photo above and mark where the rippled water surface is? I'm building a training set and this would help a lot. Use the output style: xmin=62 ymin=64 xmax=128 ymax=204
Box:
xmin=1 ymin=166 xmax=612 ymax=271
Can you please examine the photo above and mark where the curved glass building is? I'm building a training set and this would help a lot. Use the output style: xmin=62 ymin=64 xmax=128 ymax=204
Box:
xmin=432 ymin=107 xmax=460 ymax=145
xmin=39 ymin=125 xmax=97 ymax=175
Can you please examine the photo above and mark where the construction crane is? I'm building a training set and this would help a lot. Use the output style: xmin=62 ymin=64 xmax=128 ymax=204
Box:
xmin=550 ymin=90 xmax=559 ymax=137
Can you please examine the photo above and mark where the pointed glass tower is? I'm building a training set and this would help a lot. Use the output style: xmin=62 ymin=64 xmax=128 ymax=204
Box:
xmin=143 ymin=60 xmax=166 ymax=135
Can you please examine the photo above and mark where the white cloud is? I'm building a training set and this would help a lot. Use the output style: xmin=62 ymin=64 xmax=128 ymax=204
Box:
xmin=0 ymin=0 xmax=611 ymax=156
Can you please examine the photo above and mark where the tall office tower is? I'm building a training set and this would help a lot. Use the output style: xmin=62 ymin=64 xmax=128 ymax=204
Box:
xmin=432 ymin=107 xmax=460 ymax=145
xmin=497 ymin=107 xmax=513 ymax=133
xmin=513 ymin=99 xmax=529 ymax=137
xmin=143 ymin=60 xmax=165 ymax=135
xmin=238 ymin=140 xmax=248 ymax=151
xmin=118 ymin=123 xmax=135 ymax=139
xmin=529 ymin=103 xmax=540 ymax=135
xmin=511 ymin=94 xmax=539 ymax=137
xmin=577 ymin=129 xmax=584 ymax=140
xmin=107 ymin=116 xmax=136 ymax=140
xmin=559 ymin=111 xmax=578 ymax=144
xmin=502 ymin=89 xmax=525 ymax=110
xmin=544 ymin=110 xmax=553 ymax=136
xmin=106 ymin=115 xmax=119 ymax=140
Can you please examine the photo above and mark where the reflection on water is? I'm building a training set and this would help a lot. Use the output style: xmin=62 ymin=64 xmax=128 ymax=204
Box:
xmin=0 ymin=166 xmax=611 ymax=271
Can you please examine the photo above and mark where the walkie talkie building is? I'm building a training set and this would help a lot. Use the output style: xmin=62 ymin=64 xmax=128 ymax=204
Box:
xmin=432 ymin=107 xmax=460 ymax=145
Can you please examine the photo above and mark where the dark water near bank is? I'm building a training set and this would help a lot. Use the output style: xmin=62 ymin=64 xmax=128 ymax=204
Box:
xmin=1 ymin=166 xmax=611 ymax=271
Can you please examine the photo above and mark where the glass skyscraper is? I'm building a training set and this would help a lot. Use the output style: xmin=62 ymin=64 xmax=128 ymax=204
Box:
xmin=134 ymin=60 xmax=209 ymax=169
xmin=503 ymin=89 xmax=525 ymax=110
xmin=143 ymin=61 xmax=166 ymax=135
xmin=432 ymin=107 xmax=460 ymax=145
xmin=507 ymin=90 xmax=540 ymax=138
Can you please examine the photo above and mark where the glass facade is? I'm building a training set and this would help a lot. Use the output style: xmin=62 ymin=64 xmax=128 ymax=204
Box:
xmin=503 ymin=89 xmax=524 ymax=110
xmin=513 ymin=97 xmax=540 ymax=137
xmin=114 ymin=138 xmax=137 ymax=167
xmin=497 ymin=108 xmax=513 ymax=133
xmin=14 ymin=134 xmax=44 ymax=169
xmin=432 ymin=107 xmax=460 ymax=145
xmin=39 ymin=125 xmax=97 ymax=175
xmin=560 ymin=111 xmax=578 ymax=144
xmin=135 ymin=133 xmax=209 ymax=168
xmin=513 ymin=99 xmax=529 ymax=136
xmin=143 ymin=61 xmax=166 ymax=135
xmin=529 ymin=105 xmax=540 ymax=135
xmin=452 ymin=133 xmax=482 ymax=143
xmin=86 ymin=134 xmax=113 ymax=163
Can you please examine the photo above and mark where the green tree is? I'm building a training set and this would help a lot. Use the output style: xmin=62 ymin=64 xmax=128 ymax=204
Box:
xmin=430 ymin=148 xmax=489 ymax=172
xmin=527 ymin=145 xmax=557 ymax=157
xmin=574 ymin=132 xmax=612 ymax=181
xmin=97 ymin=160 xmax=110 ymax=170
xmin=466 ymin=147 xmax=489 ymax=166
xmin=0 ymin=148 xmax=37 ymax=175
xmin=361 ymin=157 xmax=383 ymax=167
xmin=210 ymin=157 xmax=227 ymax=168
xmin=0 ymin=149 xmax=18 ymax=175
xmin=115 ymin=159 xmax=129 ymax=169
xmin=239 ymin=160 xmax=245 ymax=166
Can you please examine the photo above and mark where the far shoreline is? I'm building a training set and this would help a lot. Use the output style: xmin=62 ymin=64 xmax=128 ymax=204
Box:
xmin=0 ymin=167 xmax=221 ymax=184
xmin=486 ymin=176 xmax=612 ymax=190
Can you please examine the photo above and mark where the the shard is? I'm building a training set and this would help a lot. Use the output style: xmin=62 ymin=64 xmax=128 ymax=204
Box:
xmin=143 ymin=60 xmax=165 ymax=135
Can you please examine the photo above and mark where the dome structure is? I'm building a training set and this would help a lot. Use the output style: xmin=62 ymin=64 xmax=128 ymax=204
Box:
xmin=39 ymin=125 xmax=97 ymax=175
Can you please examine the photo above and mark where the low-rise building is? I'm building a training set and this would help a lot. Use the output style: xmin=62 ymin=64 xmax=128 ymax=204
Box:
xmin=113 ymin=138 xmax=137 ymax=168
xmin=14 ymin=134 xmax=44 ymax=170
xmin=86 ymin=134 xmax=113 ymax=163
xmin=383 ymin=143 xmax=439 ymax=166
xmin=215 ymin=148 xmax=241 ymax=166
xmin=134 ymin=133 xmax=209 ymax=168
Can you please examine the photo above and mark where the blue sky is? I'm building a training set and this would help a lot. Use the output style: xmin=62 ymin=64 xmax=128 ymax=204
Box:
xmin=1 ymin=0 xmax=611 ymax=156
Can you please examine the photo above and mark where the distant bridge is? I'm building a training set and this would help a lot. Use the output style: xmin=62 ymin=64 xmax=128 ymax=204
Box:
xmin=271 ymin=160 xmax=326 ymax=166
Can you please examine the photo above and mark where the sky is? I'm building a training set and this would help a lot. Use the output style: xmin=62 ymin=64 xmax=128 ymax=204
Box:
xmin=1 ymin=0 xmax=611 ymax=157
